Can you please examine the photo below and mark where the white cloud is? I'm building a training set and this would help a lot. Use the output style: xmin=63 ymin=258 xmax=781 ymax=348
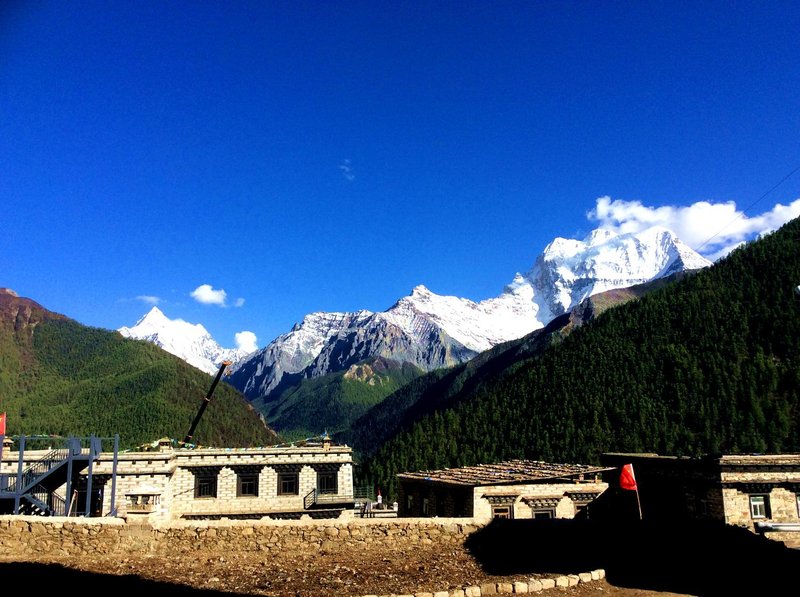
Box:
xmin=135 ymin=295 xmax=161 ymax=305
xmin=190 ymin=284 xmax=228 ymax=306
xmin=234 ymin=297 xmax=245 ymax=308
xmin=235 ymin=331 xmax=258 ymax=353
xmin=588 ymin=196 xmax=800 ymax=260
xmin=339 ymin=159 xmax=355 ymax=181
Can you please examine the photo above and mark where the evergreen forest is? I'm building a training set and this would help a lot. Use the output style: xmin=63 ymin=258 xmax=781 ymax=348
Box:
xmin=0 ymin=297 xmax=276 ymax=450
xmin=357 ymin=217 xmax=800 ymax=496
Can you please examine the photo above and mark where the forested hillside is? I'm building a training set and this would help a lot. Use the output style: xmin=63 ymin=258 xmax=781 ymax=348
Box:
xmin=0 ymin=291 xmax=276 ymax=449
xmin=359 ymin=218 xmax=800 ymax=495
xmin=346 ymin=274 xmax=684 ymax=457
xmin=253 ymin=357 xmax=421 ymax=440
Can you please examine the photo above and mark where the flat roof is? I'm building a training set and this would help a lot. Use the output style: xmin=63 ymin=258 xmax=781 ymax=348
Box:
xmin=397 ymin=459 xmax=613 ymax=487
xmin=602 ymin=452 xmax=800 ymax=466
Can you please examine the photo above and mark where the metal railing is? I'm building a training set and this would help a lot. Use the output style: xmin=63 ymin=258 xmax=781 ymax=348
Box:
xmin=3 ymin=445 xmax=72 ymax=493
xmin=304 ymin=488 xmax=363 ymax=509
xmin=303 ymin=488 xmax=316 ymax=510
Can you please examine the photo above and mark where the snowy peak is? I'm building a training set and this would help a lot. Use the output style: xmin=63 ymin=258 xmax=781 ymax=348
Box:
xmin=151 ymin=224 xmax=712 ymax=404
xmin=527 ymin=225 xmax=712 ymax=322
xmin=118 ymin=308 xmax=254 ymax=375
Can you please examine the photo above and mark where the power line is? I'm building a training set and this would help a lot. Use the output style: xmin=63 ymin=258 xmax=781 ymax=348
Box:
xmin=694 ymin=162 xmax=800 ymax=255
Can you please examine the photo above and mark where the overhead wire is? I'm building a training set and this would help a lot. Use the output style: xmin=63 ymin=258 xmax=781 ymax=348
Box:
xmin=693 ymin=162 xmax=800 ymax=256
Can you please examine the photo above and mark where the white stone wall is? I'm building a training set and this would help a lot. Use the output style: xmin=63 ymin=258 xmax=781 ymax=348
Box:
xmin=2 ymin=445 xmax=355 ymax=522
xmin=720 ymin=464 xmax=800 ymax=530
xmin=472 ymin=482 xmax=608 ymax=523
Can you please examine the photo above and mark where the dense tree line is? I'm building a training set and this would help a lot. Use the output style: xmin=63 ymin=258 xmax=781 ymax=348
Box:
xmin=358 ymin=218 xmax=800 ymax=497
xmin=0 ymin=317 xmax=276 ymax=449
xmin=257 ymin=358 xmax=421 ymax=441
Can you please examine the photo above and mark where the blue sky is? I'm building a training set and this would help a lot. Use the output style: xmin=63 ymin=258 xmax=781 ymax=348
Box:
xmin=2 ymin=0 xmax=799 ymax=349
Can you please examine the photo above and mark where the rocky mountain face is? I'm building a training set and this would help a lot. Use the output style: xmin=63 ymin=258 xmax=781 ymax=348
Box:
xmin=230 ymin=225 xmax=711 ymax=403
xmin=0 ymin=288 xmax=66 ymax=349
xmin=118 ymin=307 xmax=252 ymax=375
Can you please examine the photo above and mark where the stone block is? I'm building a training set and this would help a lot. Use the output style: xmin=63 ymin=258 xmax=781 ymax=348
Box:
xmin=415 ymin=593 xmax=434 ymax=597
xmin=512 ymin=581 xmax=528 ymax=593
xmin=497 ymin=583 xmax=513 ymax=593
xmin=595 ymin=569 xmax=605 ymax=579
xmin=567 ymin=575 xmax=579 ymax=587
xmin=465 ymin=586 xmax=482 ymax=596
xmin=528 ymin=579 xmax=543 ymax=592
xmin=450 ymin=590 xmax=466 ymax=597
xmin=590 ymin=570 xmax=600 ymax=581
xmin=540 ymin=578 xmax=555 ymax=589
xmin=481 ymin=583 xmax=497 ymax=595
xmin=578 ymin=572 xmax=592 ymax=583
xmin=434 ymin=592 xmax=450 ymax=597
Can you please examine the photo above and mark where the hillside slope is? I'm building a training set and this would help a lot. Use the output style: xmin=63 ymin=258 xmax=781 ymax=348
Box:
xmin=359 ymin=218 xmax=800 ymax=493
xmin=346 ymin=274 xmax=683 ymax=457
xmin=0 ymin=290 xmax=276 ymax=449
xmin=254 ymin=357 xmax=422 ymax=440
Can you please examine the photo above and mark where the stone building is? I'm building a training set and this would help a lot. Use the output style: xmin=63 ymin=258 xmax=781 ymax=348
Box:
xmin=397 ymin=459 xmax=611 ymax=523
xmin=601 ymin=452 xmax=800 ymax=532
xmin=1 ymin=436 xmax=355 ymax=523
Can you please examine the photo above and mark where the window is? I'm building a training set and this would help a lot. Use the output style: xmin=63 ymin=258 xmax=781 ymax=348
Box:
xmin=422 ymin=497 xmax=429 ymax=516
xmin=317 ymin=471 xmax=337 ymax=494
xmin=797 ymin=495 xmax=800 ymax=518
xmin=278 ymin=472 xmax=298 ymax=495
xmin=492 ymin=505 xmax=513 ymax=519
xmin=237 ymin=473 xmax=259 ymax=497
xmin=533 ymin=509 xmax=554 ymax=520
xmin=406 ymin=494 xmax=413 ymax=513
xmin=749 ymin=494 xmax=770 ymax=519
xmin=194 ymin=474 xmax=217 ymax=499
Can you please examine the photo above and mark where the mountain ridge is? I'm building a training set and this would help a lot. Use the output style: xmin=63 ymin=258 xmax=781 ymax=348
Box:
xmin=229 ymin=225 xmax=711 ymax=405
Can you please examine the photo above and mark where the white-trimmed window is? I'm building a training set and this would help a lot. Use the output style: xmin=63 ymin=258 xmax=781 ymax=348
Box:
xmin=492 ymin=505 xmax=513 ymax=519
xmin=749 ymin=494 xmax=770 ymax=519
xmin=278 ymin=472 xmax=298 ymax=495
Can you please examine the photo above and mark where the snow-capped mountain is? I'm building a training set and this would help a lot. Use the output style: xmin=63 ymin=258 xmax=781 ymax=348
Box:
xmin=230 ymin=225 xmax=711 ymax=401
xmin=118 ymin=307 xmax=254 ymax=375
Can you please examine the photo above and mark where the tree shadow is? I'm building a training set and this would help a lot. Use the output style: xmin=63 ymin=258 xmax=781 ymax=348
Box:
xmin=0 ymin=561 xmax=242 ymax=596
xmin=464 ymin=517 xmax=799 ymax=595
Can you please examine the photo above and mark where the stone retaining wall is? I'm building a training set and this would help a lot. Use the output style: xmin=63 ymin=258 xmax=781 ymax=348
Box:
xmin=0 ymin=515 xmax=478 ymax=557
xmin=0 ymin=516 xmax=608 ymax=596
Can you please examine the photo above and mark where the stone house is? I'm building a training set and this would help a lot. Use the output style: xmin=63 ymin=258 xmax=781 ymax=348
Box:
xmin=601 ymin=452 xmax=800 ymax=533
xmin=397 ymin=459 xmax=611 ymax=523
xmin=1 ymin=436 xmax=355 ymax=523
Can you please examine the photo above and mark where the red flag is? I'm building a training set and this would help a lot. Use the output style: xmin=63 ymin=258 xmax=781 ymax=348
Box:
xmin=0 ymin=412 xmax=6 ymax=435
xmin=620 ymin=463 xmax=638 ymax=491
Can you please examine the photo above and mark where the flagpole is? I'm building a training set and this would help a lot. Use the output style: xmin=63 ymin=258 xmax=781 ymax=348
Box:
xmin=635 ymin=486 xmax=643 ymax=520
xmin=619 ymin=463 xmax=642 ymax=520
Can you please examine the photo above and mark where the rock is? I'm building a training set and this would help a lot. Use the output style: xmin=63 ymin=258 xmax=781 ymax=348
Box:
xmin=567 ymin=574 xmax=579 ymax=587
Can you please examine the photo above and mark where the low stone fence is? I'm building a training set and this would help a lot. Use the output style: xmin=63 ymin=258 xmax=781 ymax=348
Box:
xmin=0 ymin=516 xmax=609 ymax=596
xmin=0 ymin=515 xmax=478 ymax=557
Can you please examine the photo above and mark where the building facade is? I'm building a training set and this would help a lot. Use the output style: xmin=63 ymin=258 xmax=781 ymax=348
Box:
xmin=397 ymin=459 xmax=611 ymax=524
xmin=1 ymin=437 xmax=355 ymax=523
xmin=601 ymin=452 xmax=800 ymax=532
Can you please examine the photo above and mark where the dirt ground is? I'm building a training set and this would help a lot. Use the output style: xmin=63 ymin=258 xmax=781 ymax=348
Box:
xmin=0 ymin=544 xmax=693 ymax=597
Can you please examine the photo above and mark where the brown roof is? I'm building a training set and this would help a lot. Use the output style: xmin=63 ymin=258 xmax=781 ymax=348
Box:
xmin=397 ymin=459 xmax=613 ymax=487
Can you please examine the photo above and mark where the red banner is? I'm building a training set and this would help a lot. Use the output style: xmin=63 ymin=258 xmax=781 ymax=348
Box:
xmin=620 ymin=463 xmax=638 ymax=491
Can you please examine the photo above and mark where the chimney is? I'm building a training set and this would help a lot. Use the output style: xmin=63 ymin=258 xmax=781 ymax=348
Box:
xmin=323 ymin=431 xmax=331 ymax=451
